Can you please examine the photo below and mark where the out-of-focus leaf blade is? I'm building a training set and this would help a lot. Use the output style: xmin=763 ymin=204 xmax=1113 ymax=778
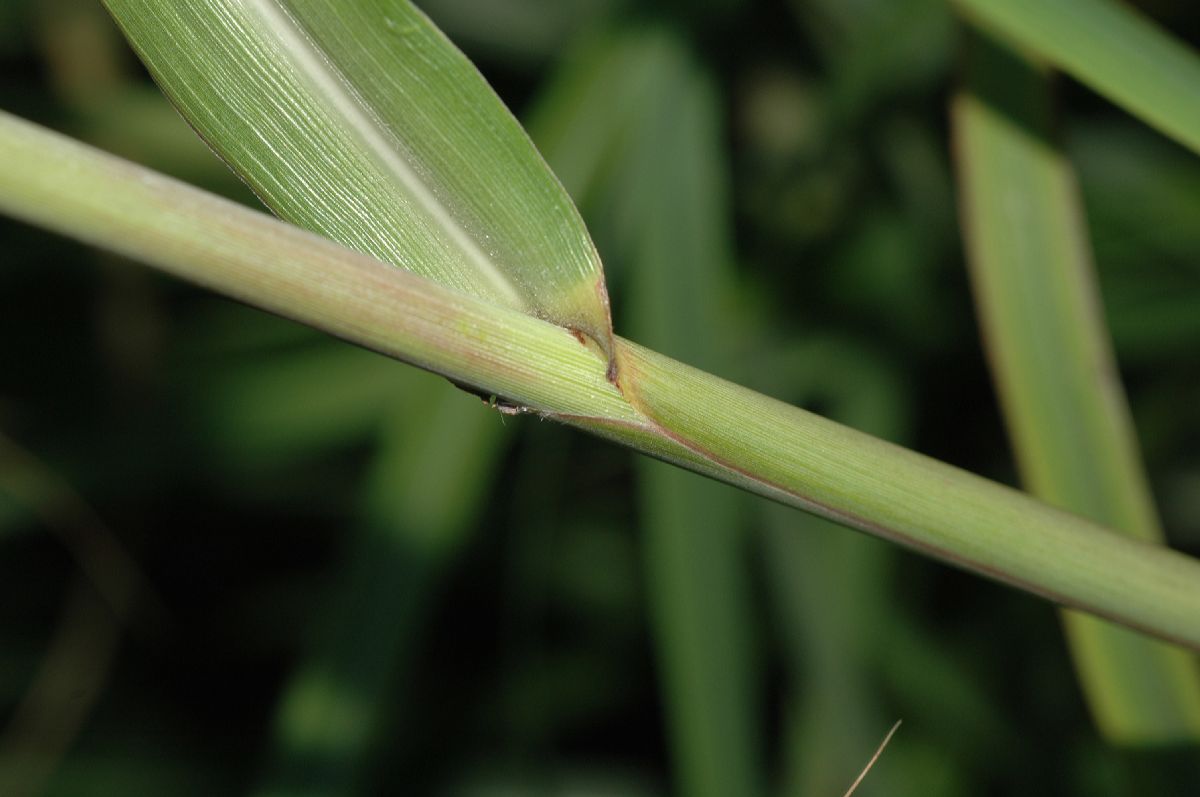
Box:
xmin=102 ymin=0 xmax=615 ymax=356
xmin=543 ymin=29 xmax=765 ymax=797
xmin=952 ymin=0 xmax=1200 ymax=156
xmin=953 ymin=33 xmax=1200 ymax=742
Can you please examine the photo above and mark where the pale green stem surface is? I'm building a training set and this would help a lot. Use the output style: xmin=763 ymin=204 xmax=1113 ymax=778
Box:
xmin=4 ymin=110 xmax=1200 ymax=650
xmin=952 ymin=0 xmax=1200 ymax=156
xmin=952 ymin=37 xmax=1200 ymax=742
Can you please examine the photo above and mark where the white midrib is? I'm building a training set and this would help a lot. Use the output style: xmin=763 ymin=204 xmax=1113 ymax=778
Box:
xmin=248 ymin=0 xmax=526 ymax=309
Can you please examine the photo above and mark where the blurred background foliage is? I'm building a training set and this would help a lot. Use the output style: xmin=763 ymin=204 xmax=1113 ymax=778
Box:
xmin=1 ymin=0 xmax=1199 ymax=794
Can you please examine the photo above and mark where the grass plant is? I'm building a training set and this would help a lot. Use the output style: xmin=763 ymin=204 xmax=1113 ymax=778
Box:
xmin=2 ymin=0 xmax=1200 ymax=793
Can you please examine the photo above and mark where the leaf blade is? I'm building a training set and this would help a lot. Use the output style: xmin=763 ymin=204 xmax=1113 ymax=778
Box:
xmin=103 ymin=0 xmax=615 ymax=354
xmin=952 ymin=33 xmax=1200 ymax=741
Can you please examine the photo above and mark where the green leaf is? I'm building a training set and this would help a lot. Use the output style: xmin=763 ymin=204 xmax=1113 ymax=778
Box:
xmin=952 ymin=0 xmax=1200 ymax=156
xmin=102 ymin=0 xmax=615 ymax=358
xmin=953 ymin=33 xmax=1200 ymax=742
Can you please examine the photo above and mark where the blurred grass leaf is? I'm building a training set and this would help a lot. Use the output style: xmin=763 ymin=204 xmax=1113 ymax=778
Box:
xmin=953 ymin=33 xmax=1200 ymax=742
xmin=103 ymin=0 xmax=615 ymax=356
xmin=533 ymin=29 xmax=764 ymax=797
xmin=952 ymin=0 xmax=1200 ymax=156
